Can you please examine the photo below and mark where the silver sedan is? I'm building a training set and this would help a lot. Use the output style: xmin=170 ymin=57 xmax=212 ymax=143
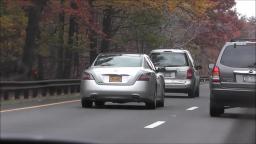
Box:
xmin=80 ymin=53 xmax=165 ymax=109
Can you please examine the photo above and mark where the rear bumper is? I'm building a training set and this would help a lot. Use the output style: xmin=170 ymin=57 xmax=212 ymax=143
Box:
xmin=80 ymin=80 xmax=154 ymax=103
xmin=211 ymin=88 xmax=256 ymax=107
xmin=164 ymin=79 xmax=192 ymax=92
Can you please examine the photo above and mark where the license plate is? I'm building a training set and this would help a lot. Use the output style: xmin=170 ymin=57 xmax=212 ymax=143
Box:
xmin=243 ymin=75 xmax=256 ymax=83
xmin=164 ymin=72 xmax=175 ymax=78
xmin=109 ymin=75 xmax=122 ymax=82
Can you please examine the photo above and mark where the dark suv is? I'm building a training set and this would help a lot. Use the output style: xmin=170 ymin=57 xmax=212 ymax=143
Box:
xmin=209 ymin=40 xmax=256 ymax=117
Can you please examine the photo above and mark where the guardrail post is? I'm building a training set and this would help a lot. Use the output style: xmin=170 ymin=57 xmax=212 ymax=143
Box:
xmin=49 ymin=87 xmax=55 ymax=96
xmin=24 ymin=89 xmax=29 ymax=99
xmin=42 ymin=87 xmax=47 ymax=97
xmin=70 ymin=86 xmax=75 ymax=93
xmin=28 ymin=89 xmax=32 ymax=99
xmin=63 ymin=86 xmax=69 ymax=94
xmin=3 ymin=91 xmax=9 ymax=101
xmin=38 ymin=88 xmax=43 ymax=97
xmin=32 ymin=89 xmax=38 ymax=98
xmin=56 ymin=87 xmax=62 ymax=95
xmin=14 ymin=90 xmax=21 ymax=100
xmin=7 ymin=91 xmax=15 ymax=100
xmin=76 ymin=85 xmax=80 ymax=93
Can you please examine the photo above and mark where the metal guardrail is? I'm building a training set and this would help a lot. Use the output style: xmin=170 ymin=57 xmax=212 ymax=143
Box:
xmin=0 ymin=79 xmax=80 ymax=101
xmin=0 ymin=77 xmax=209 ymax=101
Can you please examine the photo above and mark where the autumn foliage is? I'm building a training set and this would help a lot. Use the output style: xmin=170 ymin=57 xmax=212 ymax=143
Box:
xmin=0 ymin=0 xmax=254 ymax=80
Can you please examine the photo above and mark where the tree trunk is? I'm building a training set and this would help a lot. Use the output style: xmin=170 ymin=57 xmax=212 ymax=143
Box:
xmin=88 ymin=0 xmax=98 ymax=64
xmin=63 ymin=16 xmax=75 ymax=78
xmin=89 ymin=31 xmax=98 ymax=64
xmin=72 ymin=19 xmax=79 ymax=78
xmin=63 ymin=1 xmax=77 ymax=78
xmin=22 ymin=0 xmax=47 ymax=80
xmin=56 ymin=0 xmax=65 ymax=79
xmin=100 ymin=7 xmax=114 ymax=53
xmin=37 ymin=55 xmax=44 ymax=80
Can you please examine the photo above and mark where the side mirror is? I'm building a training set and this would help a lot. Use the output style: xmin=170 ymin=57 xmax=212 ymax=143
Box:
xmin=85 ymin=64 xmax=90 ymax=69
xmin=155 ymin=67 xmax=159 ymax=72
xmin=155 ymin=67 xmax=165 ymax=72
xmin=208 ymin=64 xmax=214 ymax=70
xmin=195 ymin=65 xmax=202 ymax=70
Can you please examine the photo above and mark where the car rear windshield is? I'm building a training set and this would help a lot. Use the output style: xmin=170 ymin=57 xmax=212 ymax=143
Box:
xmin=94 ymin=54 xmax=142 ymax=67
xmin=150 ymin=52 xmax=189 ymax=67
xmin=220 ymin=44 xmax=256 ymax=68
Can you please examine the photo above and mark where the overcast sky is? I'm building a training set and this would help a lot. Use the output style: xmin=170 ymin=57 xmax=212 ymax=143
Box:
xmin=234 ymin=0 xmax=256 ymax=18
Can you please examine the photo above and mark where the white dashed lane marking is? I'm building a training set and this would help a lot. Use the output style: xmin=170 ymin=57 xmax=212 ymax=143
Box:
xmin=186 ymin=106 xmax=199 ymax=111
xmin=144 ymin=121 xmax=166 ymax=129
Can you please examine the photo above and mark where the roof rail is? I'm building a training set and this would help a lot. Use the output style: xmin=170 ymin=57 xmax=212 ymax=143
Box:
xmin=231 ymin=38 xmax=256 ymax=42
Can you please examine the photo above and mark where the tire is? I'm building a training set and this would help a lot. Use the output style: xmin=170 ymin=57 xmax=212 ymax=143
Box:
xmin=157 ymin=100 xmax=164 ymax=107
xmin=188 ymin=85 xmax=199 ymax=98
xmin=146 ymin=89 xmax=157 ymax=109
xmin=81 ymin=98 xmax=93 ymax=108
xmin=210 ymin=99 xmax=224 ymax=117
xmin=195 ymin=86 xmax=200 ymax=97
xmin=157 ymin=88 xmax=164 ymax=107
xmin=146 ymin=100 xmax=156 ymax=109
xmin=188 ymin=89 xmax=195 ymax=98
xmin=95 ymin=101 xmax=105 ymax=107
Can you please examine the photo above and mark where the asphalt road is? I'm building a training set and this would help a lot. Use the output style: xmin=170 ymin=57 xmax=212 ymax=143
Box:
xmin=1 ymin=83 xmax=255 ymax=144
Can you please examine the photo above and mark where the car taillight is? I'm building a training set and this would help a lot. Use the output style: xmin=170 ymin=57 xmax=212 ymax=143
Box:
xmin=212 ymin=66 xmax=220 ymax=83
xmin=82 ymin=72 xmax=94 ymax=80
xmin=138 ymin=73 xmax=151 ymax=81
xmin=187 ymin=68 xmax=193 ymax=79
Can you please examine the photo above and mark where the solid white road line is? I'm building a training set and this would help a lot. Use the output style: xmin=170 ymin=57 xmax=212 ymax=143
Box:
xmin=186 ymin=106 xmax=199 ymax=111
xmin=144 ymin=121 xmax=166 ymax=129
xmin=0 ymin=99 xmax=80 ymax=113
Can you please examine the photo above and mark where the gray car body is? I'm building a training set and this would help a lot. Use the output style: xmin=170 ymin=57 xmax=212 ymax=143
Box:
xmin=209 ymin=41 xmax=256 ymax=110
xmin=80 ymin=54 xmax=165 ymax=106
xmin=150 ymin=49 xmax=200 ymax=97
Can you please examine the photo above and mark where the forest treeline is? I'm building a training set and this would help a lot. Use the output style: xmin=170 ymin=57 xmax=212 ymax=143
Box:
xmin=0 ymin=0 xmax=255 ymax=80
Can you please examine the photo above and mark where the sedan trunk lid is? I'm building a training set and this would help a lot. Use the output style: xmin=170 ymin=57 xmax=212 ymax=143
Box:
xmin=89 ymin=67 xmax=142 ymax=85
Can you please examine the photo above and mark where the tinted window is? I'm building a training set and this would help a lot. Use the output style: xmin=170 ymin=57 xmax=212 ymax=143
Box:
xmin=150 ymin=52 xmax=189 ymax=67
xmin=220 ymin=45 xmax=256 ymax=68
xmin=94 ymin=54 xmax=142 ymax=67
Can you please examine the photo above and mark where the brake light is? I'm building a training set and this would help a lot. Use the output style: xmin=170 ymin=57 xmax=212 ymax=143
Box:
xmin=82 ymin=72 xmax=94 ymax=80
xmin=187 ymin=68 xmax=193 ymax=79
xmin=138 ymin=73 xmax=151 ymax=81
xmin=212 ymin=66 xmax=220 ymax=82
